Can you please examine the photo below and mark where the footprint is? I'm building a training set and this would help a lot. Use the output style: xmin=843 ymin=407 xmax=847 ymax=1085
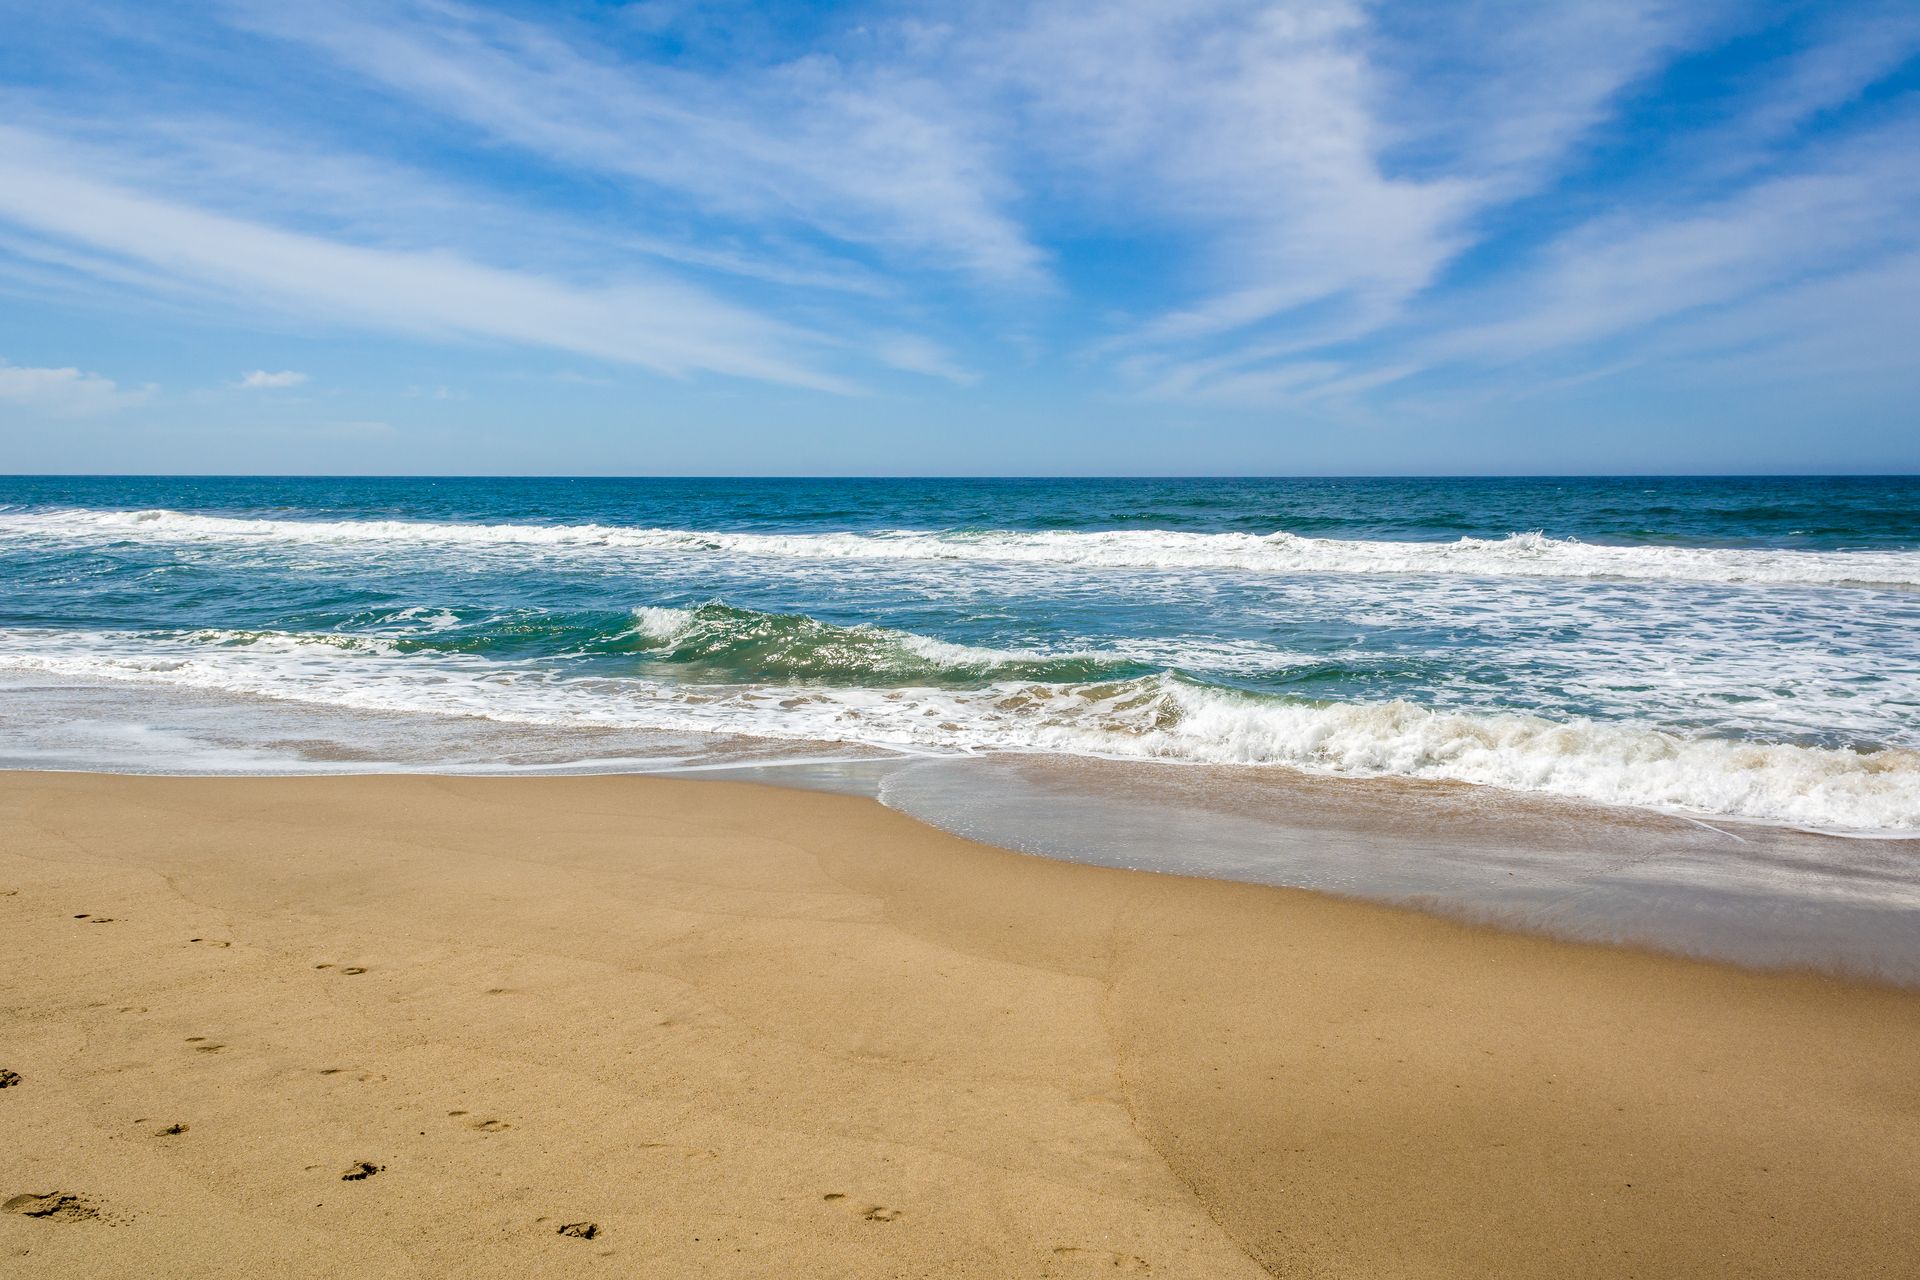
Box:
xmin=1050 ymin=1246 xmax=1152 ymax=1272
xmin=3 ymin=1192 xmax=106 ymax=1223
xmin=339 ymin=1162 xmax=384 ymax=1182
xmin=319 ymin=1068 xmax=385 ymax=1083
xmin=0 ymin=1069 xmax=19 ymax=1089
xmin=184 ymin=1038 xmax=226 ymax=1054
xmin=189 ymin=938 xmax=231 ymax=948
xmin=822 ymin=1193 xmax=901 ymax=1222
xmin=73 ymin=914 xmax=117 ymax=924
xmin=470 ymin=1118 xmax=510 ymax=1132
xmin=318 ymin=965 xmax=368 ymax=975
xmin=556 ymin=1221 xmax=600 ymax=1240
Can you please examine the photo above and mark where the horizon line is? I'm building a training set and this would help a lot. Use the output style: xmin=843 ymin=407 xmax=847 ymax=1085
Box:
xmin=6 ymin=471 xmax=1919 ymax=483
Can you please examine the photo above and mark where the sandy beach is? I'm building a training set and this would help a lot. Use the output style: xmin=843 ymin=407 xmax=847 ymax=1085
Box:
xmin=3 ymin=770 xmax=1918 ymax=1278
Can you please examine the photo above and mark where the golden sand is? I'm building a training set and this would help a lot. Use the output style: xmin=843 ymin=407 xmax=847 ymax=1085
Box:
xmin=3 ymin=772 xmax=1917 ymax=1277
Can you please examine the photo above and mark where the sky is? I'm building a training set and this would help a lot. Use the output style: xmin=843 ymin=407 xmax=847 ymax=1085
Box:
xmin=0 ymin=0 xmax=1916 ymax=476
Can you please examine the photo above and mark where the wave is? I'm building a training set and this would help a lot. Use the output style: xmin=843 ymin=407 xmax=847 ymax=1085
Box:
xmin=623 ymin=602 xmax=1150 ymax=685
xmin=178 ymin=604 xmax=1149 ymax=686
xmin=5 ymin=508 xmax=1917 ymax=588
xmin=0 ymin=626 xmax=1913 ymax=831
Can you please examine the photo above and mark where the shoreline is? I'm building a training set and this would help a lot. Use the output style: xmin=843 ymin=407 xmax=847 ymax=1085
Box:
xmin=10 ymin=677 xmax=1920 ymax=985
xmin=4 ymin=770 xmax=1919 ymax=1277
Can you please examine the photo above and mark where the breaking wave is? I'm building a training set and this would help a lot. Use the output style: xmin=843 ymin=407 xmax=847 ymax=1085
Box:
xmin=5 ymin=508 xmax=1917 ymax=588
xmin=0 ymin=624 xmax=1913 ymax=831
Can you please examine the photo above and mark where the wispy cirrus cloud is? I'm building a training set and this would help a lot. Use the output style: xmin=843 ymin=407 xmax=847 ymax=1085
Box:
xmin=1690 ymin=1 xmax=1920 ymax=169
xmin=1049 ymin=1 xmax=1920 ymax=411
xmin=0 ymin=97 xmax=894 ymax=301
xmin=224 ymin=0 xmax=1047 ymax=289
xmin=991 ymin=0 xmax=1477 ymax=342
xmin=994 ymin=0 xmax=1700 ymax=399
xmin=1423 ymin=120 xmax=1920 ymax=370
xmin=0 ymin=123 xmax=863 ymax=392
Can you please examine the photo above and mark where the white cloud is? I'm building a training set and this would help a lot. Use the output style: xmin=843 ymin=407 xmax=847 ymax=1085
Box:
xmin=0 ymin=123 xmax=857 ymax=393
xmin=225 ymin=0 xmax=1046 ymax=288
xmin=999 ymin=2 xmax=1919 ymax=411
xmin=0 ymin=360 xmax=154 ymax=415
xmin=1656 ymin=249 xmax=1920 ymax=383
xmin=1019 ymin=0 xmax=1470 ymax=321
xmin=1140 ymin=110 xmax=1920 ymax=410
xmin=17 ymin=107 xmax=896 ymax=299
xmin=1422 ymin=119 xmax=1920 ymax=368
xmin=1375 ymin=0 xmax=1696 ymax=180
xmin=235 ymin=369 xmax=308 ymax=389
xmin=970 ymin=0 xmax=1690 ymax=397
xmin=867 ymin=333 xmax=979 ymax=385
xmin=1698 ymin=4 xmax=1920 ymax=166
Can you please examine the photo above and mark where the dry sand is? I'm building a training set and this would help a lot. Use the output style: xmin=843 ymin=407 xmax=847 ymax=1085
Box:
xmin=2 ymin=771 xmax=1917 ymax=1278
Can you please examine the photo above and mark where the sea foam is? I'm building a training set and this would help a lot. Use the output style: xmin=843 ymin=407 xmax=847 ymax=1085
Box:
xmin=0 ymin=627 xmax=1912 ymax=832
xmin=5 ymin=508 xmax=1917 ymax=588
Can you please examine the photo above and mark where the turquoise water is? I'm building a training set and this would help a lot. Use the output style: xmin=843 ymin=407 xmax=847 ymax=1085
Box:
xmin=2 ymin=475 xmax=1917 ymax=831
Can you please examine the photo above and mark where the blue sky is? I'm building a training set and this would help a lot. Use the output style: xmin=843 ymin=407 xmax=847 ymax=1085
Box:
xmin=0 ymin=0 xmax=1916 ymax=475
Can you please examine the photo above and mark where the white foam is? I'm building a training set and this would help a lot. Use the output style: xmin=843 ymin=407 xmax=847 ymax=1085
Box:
xmin=893 ymin=631 xmax=1073 ymax=667
xmin=1133 ymin=684 xmax=1920 ymax=833
xmin=387 ymin=605 xmax=462 ymax=632
xmin=0 ymin=628 xmax=1912 ymax=832
xmin=6 ymin=508 xmax=1916 ymax=588
xmin=629 ymin=606 xmax=697 ymax=640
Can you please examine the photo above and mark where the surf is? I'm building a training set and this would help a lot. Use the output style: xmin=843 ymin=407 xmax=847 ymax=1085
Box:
xmin=1 ymin=624 xmax=1913 ymax=832
xmin=6 ymin=507 xmax=1918 ymax=589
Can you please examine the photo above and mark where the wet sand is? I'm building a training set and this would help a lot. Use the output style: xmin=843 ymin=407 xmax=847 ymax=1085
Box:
xmin=2 ymin=771 xmax=1917 ymax=1278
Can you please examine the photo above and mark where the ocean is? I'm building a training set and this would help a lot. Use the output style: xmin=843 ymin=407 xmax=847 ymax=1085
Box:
xmin=4 ymin=474 xmax=1918 ymax=973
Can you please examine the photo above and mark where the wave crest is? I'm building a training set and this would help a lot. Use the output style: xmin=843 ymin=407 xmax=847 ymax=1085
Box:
xmin=0 ymin=627 xmax=1913 ymax=831
xmin=5 ymin=508 xmax=1916 ymax=588
xmin=620 ymin=601 xmax=1140 ymax=685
